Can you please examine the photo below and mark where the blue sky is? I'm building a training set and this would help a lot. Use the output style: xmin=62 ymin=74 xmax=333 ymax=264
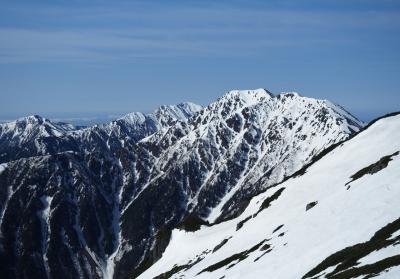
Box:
xmin=0 ymin=0 xmax=399 ymax=122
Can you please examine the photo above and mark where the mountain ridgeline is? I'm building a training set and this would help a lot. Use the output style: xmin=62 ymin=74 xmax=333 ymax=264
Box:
xmin=140 ymin=112 xmax=400 ymax=279
xmin=0 ymin=89 xmax=364 ymax=279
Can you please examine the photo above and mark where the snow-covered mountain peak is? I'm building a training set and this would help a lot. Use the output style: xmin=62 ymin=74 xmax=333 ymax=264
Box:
xmin=8 ymin=114 xmax=51 ymax=128
xmin=0 ymin=114 xmax=73 ymax=139
xmin=277 ymin=91 xmax=301 ymax=98
xmin=117 ymin=111 xmax=147 ymax=125
xmin=175 ymin=102 xmax=203 ymax=117
xmin=152 ymin=102 xmax=203 ymax=127
xmin=0 ymin=102 xmax=203 ymax=164
xmin=128 ymin=89 xmax=364 ymax=228
xmin=0 ymin=115 xmax=79 ymax=162
xmin=118 ymin=102 xmax=202 ymax=128
xmin=189 ymin=89 xmax=273 ymax=128
xmin=24 ymin=114 xmax=46 ymax=123
xmin=220 ymin=88 xmax=273 ymax=105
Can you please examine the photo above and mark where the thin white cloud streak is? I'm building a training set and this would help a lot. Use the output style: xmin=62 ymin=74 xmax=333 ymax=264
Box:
xmin=0 ymin=3 xmax=399 ymax=64
xmin=0 ymin=28 xmax=355 ymax=64
xmin=8 ymin=2 xmax=398 ymax=29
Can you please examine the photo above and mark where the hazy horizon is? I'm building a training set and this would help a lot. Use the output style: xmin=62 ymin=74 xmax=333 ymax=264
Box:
xmin=0 ymin=88 xmax=395 ymax=125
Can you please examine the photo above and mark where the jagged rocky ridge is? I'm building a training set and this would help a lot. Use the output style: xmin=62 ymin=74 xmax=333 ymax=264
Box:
xmin=0 ymin=89 xmax=363 ymax=279
xmin=140 ymin=112 xmax=400 ymax=279
xmin=0 ymin=102 xmax=202 ymax=164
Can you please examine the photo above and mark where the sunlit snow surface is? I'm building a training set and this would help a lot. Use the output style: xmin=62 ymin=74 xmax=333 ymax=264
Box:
xmin=140 ymin=115 xmax=400 ymax=279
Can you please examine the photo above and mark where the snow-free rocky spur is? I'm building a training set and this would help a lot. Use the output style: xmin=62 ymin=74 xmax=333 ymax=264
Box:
xmin=1 ymin=89 xmax=397 ymax=279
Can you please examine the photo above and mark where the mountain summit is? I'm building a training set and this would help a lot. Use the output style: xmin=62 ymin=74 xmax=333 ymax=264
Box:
xmin=0 ymin=89 xmax=370 ymax=279
xmin=140 ymin=112 xmax=400 ymax=279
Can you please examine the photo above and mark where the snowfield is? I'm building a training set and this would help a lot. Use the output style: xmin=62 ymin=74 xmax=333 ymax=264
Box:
xmin=2 ymin=89 xmax=397 ymax=279
xmin=139 ymin=114 xmax=400 ymax=279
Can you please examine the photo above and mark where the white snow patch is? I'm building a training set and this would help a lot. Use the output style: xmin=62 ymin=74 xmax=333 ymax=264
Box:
xmin=359 ymin=245 xmax=400 ymax=266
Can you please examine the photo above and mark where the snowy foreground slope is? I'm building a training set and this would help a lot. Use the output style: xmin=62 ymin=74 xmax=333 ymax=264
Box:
xmin=140 ymin=113 xmax=400 ymax=279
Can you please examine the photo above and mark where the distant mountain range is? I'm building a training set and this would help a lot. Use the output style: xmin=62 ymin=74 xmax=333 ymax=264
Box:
xmin=0 ymin=114 xmax=126 ymax=127
xmin=1 ymin=89 xmax=398 ymax=279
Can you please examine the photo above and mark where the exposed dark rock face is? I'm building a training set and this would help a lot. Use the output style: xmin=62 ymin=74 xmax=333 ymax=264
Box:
xmin=236 ymin=216 xmax=252 ymax=231
xmin=198 ymin=239 xmax=268 ymax=274
xmin=272 ymin=224 xmax=284 ymax=233
xmin=176 ymin=215 xmax=210 ymax=232
xmin=212 ymin=238 xmax=231 ymax=253
xmin=0 ymin=90 xmax=363 ymax=278
xmin=347 ymin=151 xmax=399 ymax=185
xmin=306 ymin=201 xmax=318 ymax=211
xmin=253 ymin=187 xmax=286 ymax=217
xmin=303 ymin=218 xmax=400 ymax=279
xmin=0 ymin=152 xmax=120 ymax=279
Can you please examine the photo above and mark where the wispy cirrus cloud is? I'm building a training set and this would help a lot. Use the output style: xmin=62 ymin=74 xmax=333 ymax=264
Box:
xmin=0 ymin=1 xmax=399 ymax=64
